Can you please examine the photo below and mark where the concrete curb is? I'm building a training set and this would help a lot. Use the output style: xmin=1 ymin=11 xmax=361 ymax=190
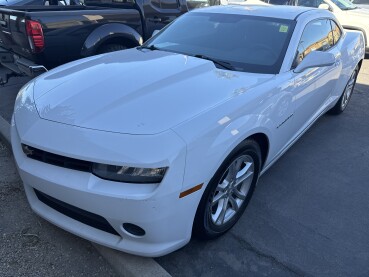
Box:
xmin=93 ymin=244 xmax=171 ymax=277
xmin=0 ymin=114 xmax=171 ymax=277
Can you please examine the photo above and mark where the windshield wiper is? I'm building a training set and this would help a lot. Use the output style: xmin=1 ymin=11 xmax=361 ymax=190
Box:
xmin=193 ymin=54 xmax=234 ymax=70
xmin=137 ymin=45 xmax=160 ymax=51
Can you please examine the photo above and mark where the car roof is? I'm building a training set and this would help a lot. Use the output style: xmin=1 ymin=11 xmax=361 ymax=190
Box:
xmin=192 ymin=4 xmax=317 ymax=20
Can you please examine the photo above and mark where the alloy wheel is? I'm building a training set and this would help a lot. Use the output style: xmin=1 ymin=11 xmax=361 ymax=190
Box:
xmin=341 ymin=69 xmax=358 ymax=110
xmin=210 ymin=155 xmax=254 ymax=226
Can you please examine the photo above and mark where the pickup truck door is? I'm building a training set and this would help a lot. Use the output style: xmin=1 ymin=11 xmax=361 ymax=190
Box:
xmin=143 ymin=0 xmax=185 ymax=39
xmin=291 ymin=18 xmax=340 ymax=133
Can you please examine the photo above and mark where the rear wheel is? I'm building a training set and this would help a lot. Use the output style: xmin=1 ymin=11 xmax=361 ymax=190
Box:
xmin=193 ymin=140 xmax=261 ymax=239
xmin=329 ymin=65 xmax=359 ymax=115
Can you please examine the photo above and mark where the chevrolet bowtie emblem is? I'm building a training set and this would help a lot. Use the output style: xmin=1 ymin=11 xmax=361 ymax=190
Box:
xmin=22 ymin=145 xmax=34 ymax=156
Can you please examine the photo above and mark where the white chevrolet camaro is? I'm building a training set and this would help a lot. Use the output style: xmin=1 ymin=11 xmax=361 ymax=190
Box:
xmin=12 ymin=5 xmax=365 ymax=257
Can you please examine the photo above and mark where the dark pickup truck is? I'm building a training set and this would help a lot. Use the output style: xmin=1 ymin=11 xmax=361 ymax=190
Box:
xmin=0 ymin=0 xmax=217 ymax=83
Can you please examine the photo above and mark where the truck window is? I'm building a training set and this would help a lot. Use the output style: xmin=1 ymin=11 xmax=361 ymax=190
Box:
xmin=84 ymin=0 xmax=135 ymax=5
xmin=160 ymin=0 xmax=179 ymax=8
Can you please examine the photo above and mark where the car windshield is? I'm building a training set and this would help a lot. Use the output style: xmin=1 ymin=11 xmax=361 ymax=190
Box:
xmin=352 ymin=0 xmax=368 ymax=4
xmin=144 ymin=12 xmax=295 ymax=74
xmin=331 ymin=0 xmax=357 ymax=9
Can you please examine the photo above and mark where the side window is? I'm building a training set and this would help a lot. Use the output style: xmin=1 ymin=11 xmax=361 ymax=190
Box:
xmin=296 ymin=0 xmax=324 ymax=7
xmin=293 ymin=19 xmax=334 ymax=68
xmin=330 ymin=20 xmax=342 ymax=45
xmin=160 ymin=0 xmax=179 ymax=9
xmin=153 ymin=0 xmax=179 ymax=9
xmin=268 ymin=0 xmax=291 ymax=5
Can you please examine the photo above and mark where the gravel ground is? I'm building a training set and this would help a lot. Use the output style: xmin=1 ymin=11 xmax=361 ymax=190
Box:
xmin=0 ymin=140 xmax=117 ymax=277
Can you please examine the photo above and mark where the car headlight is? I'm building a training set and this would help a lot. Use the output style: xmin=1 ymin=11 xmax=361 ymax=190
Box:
xmin=92 ymin=164 xmax=168 ymax=184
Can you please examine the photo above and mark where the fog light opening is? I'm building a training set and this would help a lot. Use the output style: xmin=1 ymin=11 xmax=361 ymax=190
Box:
xmin=122 ymin=223 xmax=146 ymax=237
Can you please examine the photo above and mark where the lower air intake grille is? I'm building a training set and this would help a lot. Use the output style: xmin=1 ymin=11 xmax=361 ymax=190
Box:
xmin=34 ymin=189 xmax=120 ymax=237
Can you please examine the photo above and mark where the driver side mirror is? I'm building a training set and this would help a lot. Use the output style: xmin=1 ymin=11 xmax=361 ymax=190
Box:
xmin=293 ymin=51 xmax=335 ymax=73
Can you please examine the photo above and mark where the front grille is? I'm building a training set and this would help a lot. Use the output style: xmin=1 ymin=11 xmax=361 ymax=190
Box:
xmin=34 ymin=189 xmax=120 ymax=237
xmin=22 ymin=144 xmax=92 ymax=172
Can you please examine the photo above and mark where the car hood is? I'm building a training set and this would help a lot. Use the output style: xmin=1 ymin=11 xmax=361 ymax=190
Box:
xmin=345 ymin=7 xmax=369 ymax=16
xmin=33 ymin=48 xmax=273 ymax=135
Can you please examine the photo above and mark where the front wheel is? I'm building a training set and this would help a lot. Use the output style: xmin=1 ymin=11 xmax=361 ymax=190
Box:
xmin=328 ymin=65 xmax=359 ymax=115
xmin=193 ymin=140 xmax=261 ymax=239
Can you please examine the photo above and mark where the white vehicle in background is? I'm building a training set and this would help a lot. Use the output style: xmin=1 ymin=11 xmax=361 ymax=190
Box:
xmin=263 ymin=0 xmax=369 ymax=53
xmin=350 ymin=0 xmax=369 ymax=9
xmin=12 ymin=5 xmax=365 ymax=257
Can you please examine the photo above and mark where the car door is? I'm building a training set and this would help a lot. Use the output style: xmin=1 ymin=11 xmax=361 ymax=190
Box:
xmin=290 ymin=18 xmax=340 ymax=132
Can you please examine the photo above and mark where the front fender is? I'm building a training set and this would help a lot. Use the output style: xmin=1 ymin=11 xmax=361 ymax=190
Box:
xmin=173 ymin=112 xmax=274 ymax=193
xmin=81 ymin=23 xmax=143 ymax=57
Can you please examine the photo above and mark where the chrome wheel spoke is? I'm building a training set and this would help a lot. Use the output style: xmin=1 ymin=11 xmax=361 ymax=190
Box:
xmin=215 ymin=198 xmax=228 ymax=225
xmin=218 ymin=179 xmax=229 ymax=191
xmin=235 ymin=161 xmax=252 ymax=179
xmin=233 ymin=188 xmax=246 ymax=200
xmin=229 ymin=196 xmax=239 ymax=212
xmin=228 ymin=158 xmax=243 ymax=181
xmin=212 ymin=191 xmax=227 ymax=206
xmin=234 ymin=170 xmax=253 ymax=187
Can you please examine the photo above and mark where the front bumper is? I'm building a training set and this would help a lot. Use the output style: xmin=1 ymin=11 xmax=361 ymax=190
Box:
xmin=11 ymin=116 xmax=203 ymax=257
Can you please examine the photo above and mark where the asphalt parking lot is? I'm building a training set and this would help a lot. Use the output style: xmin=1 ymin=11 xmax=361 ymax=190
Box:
xmin=1 ymin=59 xmax=369 ymax=276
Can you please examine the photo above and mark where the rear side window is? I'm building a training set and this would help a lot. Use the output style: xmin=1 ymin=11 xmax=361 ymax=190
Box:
xmin=160 ymin=0 xmax=180 ymax=9
xmin=296 ymin=0 xmax=324 ymax=7
xmin=293 ymin=19 xmax=334 ymax=68
xmin=330 ymin=20 xmax=342 ymax=45
xmin=268 ymin=0 xmax=291 ymax=4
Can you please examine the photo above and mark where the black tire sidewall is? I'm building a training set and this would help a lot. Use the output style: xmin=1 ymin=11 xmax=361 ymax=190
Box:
xmin=193 ymin=139 xmax=262 ymax=239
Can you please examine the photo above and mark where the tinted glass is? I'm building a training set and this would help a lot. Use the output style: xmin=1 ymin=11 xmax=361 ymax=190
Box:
xmin=330 ymin=20 xmax=341 ymax=45
xmin=85 ymin=0 xmax=134 ymax=5
xmin=296 ymin=0 xmax=323 ymax=7
xmin=353 ymin=0 xmax=369 ymax=4
xmin=293 ymin=19 xmax=333 ymax=67
xmin=160 ymin=0 xmax=179 ymax=8
xmin=268 ymin=0 xmax=291 ymax=4
xmin=331 ymin=0 xmax=357 ymax=9
xmin=145 ymin=12 xmax=295 ymax=74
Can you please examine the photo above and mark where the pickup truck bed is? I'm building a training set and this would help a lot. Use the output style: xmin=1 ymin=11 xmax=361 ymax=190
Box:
xmin=0 ymin=0 xmax=194 ymax=83
xmin=0 ymin=5 xmax=141 ymax=67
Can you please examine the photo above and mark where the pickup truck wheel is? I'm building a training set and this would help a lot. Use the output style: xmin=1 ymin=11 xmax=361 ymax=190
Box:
xmin=328 ymin=65 xmax=359 ymax=115
xmin=98 ymin=44 xmax=127 ymax=54
xmin=193 ymin=139 xmax=261 ymax=240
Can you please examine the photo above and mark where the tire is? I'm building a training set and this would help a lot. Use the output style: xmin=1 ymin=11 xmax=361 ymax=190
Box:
xmin=193 ymin=139 xmax=262 ymax=239
xmin=328 ymin=65 xmax=359 ymax=115
xmin=98 ymin=44 xmax=127 ymax=54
